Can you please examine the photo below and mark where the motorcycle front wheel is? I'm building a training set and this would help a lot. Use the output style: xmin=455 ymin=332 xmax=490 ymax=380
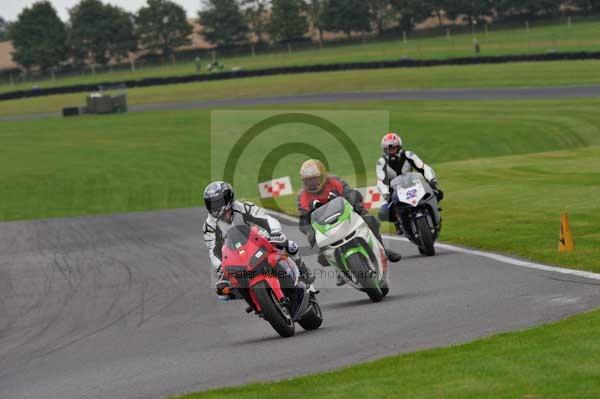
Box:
xmin=416 ymin=216 xmax=435 ymax=256
xmin=347 ymin=253 xmax=385 ymax=302
xmin=253 ymin=281 xmax=295 ymax=337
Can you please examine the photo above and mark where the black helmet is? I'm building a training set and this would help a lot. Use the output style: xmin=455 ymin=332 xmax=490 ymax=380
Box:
xmin=204 ymin=181 xmax=234 ymax=218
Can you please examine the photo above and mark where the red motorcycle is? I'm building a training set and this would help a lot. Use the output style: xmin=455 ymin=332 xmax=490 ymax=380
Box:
xmin=220 ymin=224 xmax=323 ymax=337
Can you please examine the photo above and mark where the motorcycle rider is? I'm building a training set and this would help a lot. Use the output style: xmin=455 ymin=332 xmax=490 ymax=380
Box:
xmin=376 ymin=132 xmax=444 ymax=235
xmin=297 ymin=159 xmax=402 ymax=285
xmin=203 ymin=181 xmax=314 ymax=300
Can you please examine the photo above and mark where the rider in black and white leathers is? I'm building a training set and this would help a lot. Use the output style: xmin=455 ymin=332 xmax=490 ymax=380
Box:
xmin=376 ymin=151 xmax=439 ymax=199
xmin=376 ymin=133 xmax=443 ymax=233
xmin=203 ymin=200 xmax=285 ymax=271
xmin=202 ymin=182 xmax=314 ymax=299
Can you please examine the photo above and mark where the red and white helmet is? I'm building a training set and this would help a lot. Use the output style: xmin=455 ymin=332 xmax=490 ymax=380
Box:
xmin=381 ymin=132 xmax=402 ymax=159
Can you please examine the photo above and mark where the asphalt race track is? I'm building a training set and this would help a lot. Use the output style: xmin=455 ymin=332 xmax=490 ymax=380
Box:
xmin=130 ymin=85 xmax=600 ymax=111
xmin=2 ymin=85 xmax=600 ymax=121
xmin=1 ymin=208 xmax=600 ymax=399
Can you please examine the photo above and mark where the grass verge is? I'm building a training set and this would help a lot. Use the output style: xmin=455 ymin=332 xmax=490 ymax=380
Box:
xmin=174 ymin=307 xmax=600 ymax=399
xmin=1 ymin=60 xmax=600 ymax=116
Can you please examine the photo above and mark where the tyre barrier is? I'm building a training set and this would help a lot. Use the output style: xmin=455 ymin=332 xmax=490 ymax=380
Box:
xmin=2 ymin=51 xmax=600 ymax=102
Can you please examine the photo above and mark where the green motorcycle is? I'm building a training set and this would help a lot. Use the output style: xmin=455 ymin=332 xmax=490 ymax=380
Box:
xmin=311 ymin=197 xmax=390 ymax=302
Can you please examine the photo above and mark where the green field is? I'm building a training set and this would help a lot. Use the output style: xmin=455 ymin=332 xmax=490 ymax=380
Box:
xmin=175 ymin=307 xmax=600 ymax=399
xmin=1 ymin=18 xmax=599 ymax=93
xmin=1 ymin=98 xmax=599 ymax=271
xmin=2 ymin=59 xmax=600 ymax=116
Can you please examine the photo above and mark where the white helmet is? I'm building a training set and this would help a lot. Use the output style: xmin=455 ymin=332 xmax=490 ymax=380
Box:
xmin=381 ymin=132 xmax=402 ymax=160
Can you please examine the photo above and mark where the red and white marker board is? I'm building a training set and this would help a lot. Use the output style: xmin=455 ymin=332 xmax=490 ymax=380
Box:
xmin=360 ymin=186 xmax=385 ymax=210
xmin=258 ymin=176 xmax=293 ymax=198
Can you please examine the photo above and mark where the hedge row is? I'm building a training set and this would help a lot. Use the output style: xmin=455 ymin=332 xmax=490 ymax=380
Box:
xmin=2 ymin=51 xmax=599 ymax=101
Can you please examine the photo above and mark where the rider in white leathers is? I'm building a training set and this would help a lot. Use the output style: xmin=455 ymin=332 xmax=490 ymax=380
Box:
xmin=203 ymin=181 xmax=314 ymax=299
xmin=376 ymin=132 xmax=443 ymax=234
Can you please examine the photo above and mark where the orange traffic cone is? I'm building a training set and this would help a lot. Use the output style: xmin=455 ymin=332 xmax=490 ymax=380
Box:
xmin=558 ymin=212 xmax=574 ymax=252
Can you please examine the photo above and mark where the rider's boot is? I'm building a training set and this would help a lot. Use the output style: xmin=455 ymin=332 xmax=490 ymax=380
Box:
xmin=364 ymin=214 xmax=402 ymax=263
xmin=295 ymin=257 xmax=316 ymax=285
xmin=394 ymin=221 xmax=404 ymax=236
xmin=215 ymin=280 xmax=234 ymax=301
xmin=317 ymin=253 xmax=330 ymax=266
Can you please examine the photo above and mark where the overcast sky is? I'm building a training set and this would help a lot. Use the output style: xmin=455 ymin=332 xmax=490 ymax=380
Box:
xmin=3 ymin=0 xmax=204 ymax=21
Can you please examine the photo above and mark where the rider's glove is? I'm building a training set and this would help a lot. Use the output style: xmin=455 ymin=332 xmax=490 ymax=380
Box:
xmin=286 ymin=240 xmax=299 ymax=256
xmin=429 ymin=180 xmax=444 ymax=201
xmin=311 ymin=199 xmax=322 ymax=210
xmin=269 ymin=232 xmax=287 ymax=249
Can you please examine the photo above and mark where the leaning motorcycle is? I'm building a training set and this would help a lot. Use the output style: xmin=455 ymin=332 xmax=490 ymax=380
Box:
xmin=311 ymin=196 xmax=389 ymax=302
xmin=220 ymin=224 xmax=322 ymax=338
xmin=389 ymin=172 xmax=441 ymax=256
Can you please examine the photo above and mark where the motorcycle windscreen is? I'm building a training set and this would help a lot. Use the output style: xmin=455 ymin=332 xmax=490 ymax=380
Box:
xmin=224 ymin=224 xmax=251 ymax=250
xmin=311 ymin=196 xmax=346 ymax=225
xmin=390 ymin=172 xmax=426 ymax=190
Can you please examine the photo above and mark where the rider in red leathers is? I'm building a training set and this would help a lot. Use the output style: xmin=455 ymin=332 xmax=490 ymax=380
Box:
xmin=296 ymin=159 xmax=401 ymax=285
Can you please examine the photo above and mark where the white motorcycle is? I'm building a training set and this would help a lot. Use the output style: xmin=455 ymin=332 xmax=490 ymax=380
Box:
xmin=311 ymin=196 xmax=389 ymax=302
xmin=389 ymin=172 xmax=442 ymax=256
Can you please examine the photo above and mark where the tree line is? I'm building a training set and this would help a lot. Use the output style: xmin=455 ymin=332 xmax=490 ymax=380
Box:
xmin=0 ymin=16 xmax=9 ymax=41
xmin=193 ymin=0 xmax=600 ymax=46
xmin=7 ymin=0 xmax=191 ymax=72
xmin=5 ymin=0 xmax=599 ymax=72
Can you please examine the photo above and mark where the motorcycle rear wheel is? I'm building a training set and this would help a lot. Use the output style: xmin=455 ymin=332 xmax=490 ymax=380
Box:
xmin=298 ymin=297 xmax=323 ymax=330
xmin=380 ymin=279 xmax=390 ymax=297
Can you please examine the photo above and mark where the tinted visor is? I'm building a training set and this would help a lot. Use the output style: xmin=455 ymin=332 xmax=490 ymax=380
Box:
xmin=386 ymin=145 xmax=400 ymax=156
xmin=303 ymin=176 xmax=321 ymax=192
xmin=205 ymin=194 xmax=226 ymax=217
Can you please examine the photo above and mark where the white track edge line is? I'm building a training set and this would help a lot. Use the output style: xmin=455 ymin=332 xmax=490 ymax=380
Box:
xmin=267 ymin=209 xmax=600 ymax=281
